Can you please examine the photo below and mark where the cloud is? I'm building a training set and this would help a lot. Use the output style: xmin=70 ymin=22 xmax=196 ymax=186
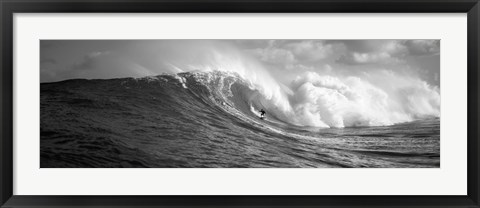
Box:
xmin=381 ymin=40 xmax=409 ymax=56
xmin=285 ymin=64 xmax=315 ymax=71
xmin=339 ymin=40 xmax=407 ymax=65
xmin=73 ymin=51 xmax=110 ymax=70
xmin=246 ymin=47 xmax=296 ymax=64
xmin=336 ymin=40 xmax=438 ymax=65
xmin=243 ymin=40 xmax=341 ymax=70
xmin=337 ymin=41 xmax=404 ymax=65
xmin=337 ymin=51 xmax=404 ymax=65
xmin=404 ymin=40 xmax=440 ymax=56
xmin=284 ymin=41 xmax=335 ymax=62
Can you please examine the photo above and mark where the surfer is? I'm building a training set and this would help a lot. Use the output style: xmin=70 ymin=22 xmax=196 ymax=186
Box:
xmin=259 ymin=109 xmax=266 ymax=118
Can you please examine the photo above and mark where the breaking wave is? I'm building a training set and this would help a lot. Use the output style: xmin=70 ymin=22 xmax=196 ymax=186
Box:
xmin=40 ymin=70 xmax=440 ymax=168
xmin=155 ymin=70 xmax=439 ymax=128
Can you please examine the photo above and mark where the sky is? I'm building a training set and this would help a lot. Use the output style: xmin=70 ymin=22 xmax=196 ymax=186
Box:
xmin=40 ymin=39 xmax=440 ymax=86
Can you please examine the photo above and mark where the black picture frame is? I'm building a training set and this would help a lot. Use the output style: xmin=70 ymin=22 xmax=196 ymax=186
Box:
xmin=1 ymin=0 xmax=479 ymax=207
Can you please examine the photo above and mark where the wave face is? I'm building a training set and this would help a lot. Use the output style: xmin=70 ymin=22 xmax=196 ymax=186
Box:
xmin=41 ymin=71 xmax=440 ymax=168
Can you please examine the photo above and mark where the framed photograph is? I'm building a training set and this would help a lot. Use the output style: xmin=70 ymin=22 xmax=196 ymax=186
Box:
xmin=1 ymin=0 xmax=479 ymax=207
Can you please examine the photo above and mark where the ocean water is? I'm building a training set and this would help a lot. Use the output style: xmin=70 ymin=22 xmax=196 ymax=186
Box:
xmin=40 ymin=71 xmax=440 ymax=168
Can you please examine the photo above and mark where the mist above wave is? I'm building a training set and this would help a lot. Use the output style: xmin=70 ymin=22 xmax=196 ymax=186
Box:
xmin=287 ymin=71 xmax=440 ymax=127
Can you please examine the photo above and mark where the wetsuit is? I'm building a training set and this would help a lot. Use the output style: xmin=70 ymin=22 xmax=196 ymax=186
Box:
xmin=260 ymin=109 xmax=266 ymax=117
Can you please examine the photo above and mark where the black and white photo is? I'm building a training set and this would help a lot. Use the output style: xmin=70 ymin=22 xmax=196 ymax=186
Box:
xmin=40 ymin=40 xmax=440 ymax=168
